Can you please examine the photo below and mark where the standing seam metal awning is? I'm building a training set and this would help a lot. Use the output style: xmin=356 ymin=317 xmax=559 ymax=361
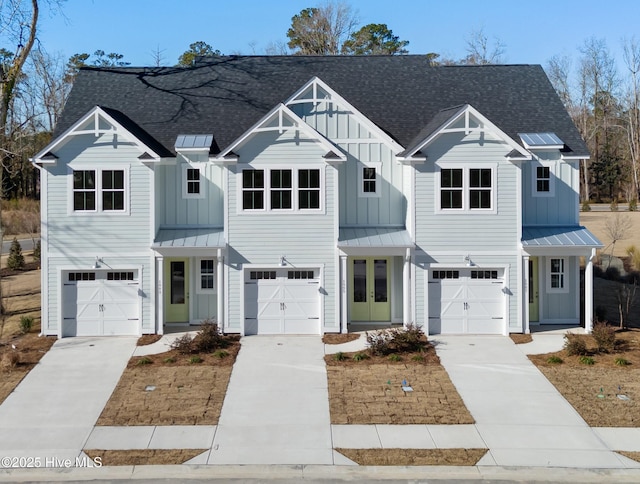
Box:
xmin=152 ymin=228 xmax=225 ymax=248
xmin=338 ymin=227 xmax=413 ymax=248
xmin=521 ymin=226 xmax=603 ymax=248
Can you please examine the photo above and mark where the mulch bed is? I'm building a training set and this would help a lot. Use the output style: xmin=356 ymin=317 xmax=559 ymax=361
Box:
xmin=83 ymin=449 xmax=207 ymax=466
xmin=336 ymin=448 xmax=487 ymax=466
xmin=618 ymin=451 xmax=640 ymax=463
xmin=323 ymin=333 xmax=361 ymax=345
xmin=510 ymin=333 xmax=533 ymax=344
xmin=137 ymin=334 xmax=162 ymax=346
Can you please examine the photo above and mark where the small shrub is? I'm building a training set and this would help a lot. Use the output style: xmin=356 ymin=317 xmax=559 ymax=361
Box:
xmin=411 ymin=354 xmax=425 ymax=362
xmin=136 ymin=356 xmax=152 ymax=366
xmin=388 ymin=354 xmax=402 ymax=362
xmin=547 ymin=355 xmax=563 ymax=364
xmin=163 ymin=357 xmax=176 ymax=364
xmin=171 ymin=334 xmax=195 ymax=354
xmin=610 ymin=199 xmax=619 ymax=212
xmin=366 ymin=329 xmax=395 ymax=356
xmin=333 ymin=351 xmax=347 ymax=361
xmin=19 ymin=315 xmax=34 ymax=334
xmin=33 ymin=240 xmax=41 ymax=263
xmin=213 ymin=349 xmax=229 ymax=359
xmin=581 ymin=201 xmax=591 ymax=212
xmin=195 ymin=320 xmax=226 ymax=353
xmin=352 ymin=352 xmax=369 ymax=361
xmin=615 ymin=357 xmax=630 ymax=366
xmin=579 ymin=356 xmax=595 ymax=365
xmin=366 ymin=324 xmax=427 ymax=356
xmin=189 ymin=355 xmax=203 ymax=364
xmin=0 ymin=351 xmax=20 ymax=370
xmin=604 ymin=266 xmax=621 ymax=281
xmin=627 ymin=245 xmax=640 ymax=271
xmin=591 ymin=322 xmax=616 ymax=353
xmin=563 ymin=334 xmax=588 ymax=356
xmin=7 ymin=237 xmax=25 ymax=270
xmin=629 ymin=199 xmax=638 ymax=212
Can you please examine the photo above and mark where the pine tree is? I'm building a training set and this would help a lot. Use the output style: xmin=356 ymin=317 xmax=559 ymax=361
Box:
xmin=7 ymin=238 xmax=25 ymax=270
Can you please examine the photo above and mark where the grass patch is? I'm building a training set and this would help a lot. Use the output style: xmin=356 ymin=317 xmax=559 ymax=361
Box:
xmin=615 ymin=357 xmax=630 ymax=366
xmin=579 ymin=356 xmax=595 ymax=365
xmin=83 ymin=449 xmax=206 ymax=466
xmin=323 ymin=333 xmax=361 ymax=345
xmin=510 ymin=333 xmax=533 ymax=344
xmin=336 ymin=448 xmax=487 ymax=466
xmin=547 ymin=355 xmax=563 ymax=364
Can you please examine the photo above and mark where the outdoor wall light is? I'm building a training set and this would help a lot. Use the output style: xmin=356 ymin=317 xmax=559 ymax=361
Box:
xmin=280 ymin=256 xmax=287 ymax=266
xmin=93 ymin=256 xmax=102 ymax=269
xmin=464 ymin=255 xmax=474 ymax=267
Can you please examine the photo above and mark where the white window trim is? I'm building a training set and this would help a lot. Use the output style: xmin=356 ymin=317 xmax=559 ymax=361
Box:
xmin=435 ymin=163 xmax=497 ymax=214
xmin=182 ymin=163 xmax=206 ymax=199
xmin=68 ymin=165 xmax=130 ymax=215
xmin=196 ymin=257 xmax=216 ymax=294
xmin=546 ymin=257 xmax=569 ymax=293
xmin=532 ymin=161 xmax=555 ymax=197
xmin=358 ymin=161 xmax=382 ymax=198
xmin=238 ymin=165 xmax=325 ymax=214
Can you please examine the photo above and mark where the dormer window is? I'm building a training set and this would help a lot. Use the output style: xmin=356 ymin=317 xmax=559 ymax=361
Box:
xmin=358 ymin=162 xmax=381 ymax=198
xmin=532 ymin=162 xmax=555 ymax=197
xmin=182 ymin=164 xmax=205 ymax=199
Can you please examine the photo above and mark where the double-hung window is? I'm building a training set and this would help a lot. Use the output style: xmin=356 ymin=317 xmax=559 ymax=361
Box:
xmin=358 ymin=163 xmax=381 ymax=197
xmin=532 ymin=163 xmax=554 ymax=197
xmin=547 ymin=257 xmax=568 ymax=293
xmin=438 ymin=166 xmax=494 ymax=212
xmin=182 ymin=164 xmax=205 ymax=199
xmin=72 ymin=168 xmax=127 ymax=213
xmin=241 ymin=167 xmax=322 ymax=212
xmin=197 ymin=259 xmax=216 ymax=294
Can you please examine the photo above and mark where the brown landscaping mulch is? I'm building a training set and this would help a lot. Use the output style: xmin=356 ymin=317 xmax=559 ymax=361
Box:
xmin=510 ymin=333 xmax=533 ymax=344
xmin=137 ymin=334 xmax=162 ymax=346
xmin=323 ymin=333 xmax=361 ymax=345
xmin=84 ymin=449 xmax=207 ymax=466
xmin=530 ymin=329 xmax=640 ymax=427
xmin=326 ymin=347 xmax=473 ymax=424
xmin=336 ymin=448 xmax=487 ymax=466
xmin=97 ymin=340 xmax=240 ymax=426
xmin=618 ymin=451 xmax=640 ymax=463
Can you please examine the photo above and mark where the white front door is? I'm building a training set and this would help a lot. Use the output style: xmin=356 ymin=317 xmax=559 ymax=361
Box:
xmin=428 ymin=268 xmax=504 ymax=334
xmin=62 ymin=270 xmax=140 ymax=336
xmin=244 ymin=268 xmax=321 ymax=335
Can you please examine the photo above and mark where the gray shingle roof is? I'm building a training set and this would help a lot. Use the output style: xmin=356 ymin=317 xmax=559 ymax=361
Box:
xmin=56 ymin=56 xmax=589 ymax=157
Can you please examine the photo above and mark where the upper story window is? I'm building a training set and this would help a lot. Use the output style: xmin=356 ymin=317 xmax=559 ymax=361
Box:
xmin=532 ymin=162 xmax=555 ymax=197
xmin=182 ymin=164 xmax=205 ymax=199
xmin=547 ymin=257 xmax=568 ymax=293
xmin=437 ymin=166 xmax=495 ymax=213
xmin=358 ymin=162 xmax=381 ymax=198
xmin=241 ymin=167 xmax=322 ymax=213
xmin=71 ymin=168 xmax=128 ymax=213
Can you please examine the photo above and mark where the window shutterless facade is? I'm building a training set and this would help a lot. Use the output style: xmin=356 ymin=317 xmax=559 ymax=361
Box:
xmin=71 ymin=167 xmax=128 ymax=213
xmin=197 ymin=258 xmax=216 ymax=294
xmin=241 ymin=167 xmax=322 ymax=212
xmin=358 ymin=162 xmax=381 ymax=198
xmin=532 ymin=162 xmax=554 ymax=197
xmin=547 ymin=257 xmax=568 ymax=293
xmin=437 ymin=165 xmax=495 ymax=213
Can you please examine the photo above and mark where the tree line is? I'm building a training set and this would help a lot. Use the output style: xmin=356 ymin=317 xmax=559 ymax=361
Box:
xmin=2 ymin=0 xmax=637 ymax=206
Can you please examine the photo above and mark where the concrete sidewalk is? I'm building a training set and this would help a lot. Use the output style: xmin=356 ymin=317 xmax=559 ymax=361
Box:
xmin=433 ymin=335 xmax=639 ymax=468
xmin=204 ymin=336 xmax=338 ymax=465
xmin=0 ymin=337 xmax=137 ymax=462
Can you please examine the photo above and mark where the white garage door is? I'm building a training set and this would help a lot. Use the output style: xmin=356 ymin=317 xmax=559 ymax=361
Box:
xmin=244 ymin=269 xmax=321 ymax=335
xmin=428 ymin=268 xmax=504 ymax=334
xmin=62 ymin=270 xmax=140 ymax=337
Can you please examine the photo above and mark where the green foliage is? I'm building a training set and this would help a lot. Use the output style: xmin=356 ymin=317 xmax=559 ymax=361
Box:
xmin=19 ymin=316 xmax=33 ymax=334
xmin=333 ymin=351 xmax=346 ymax=361
xmin=615 ymin=357 xmax=630 ymax=366
xmin=546 ymin=355 xmax=563 ymax=364
xmin=411 ymin=354 xmax=425 ymax=362
xmin=581 ymin=201 xmax=592 ymax=212
xmin=163 ymin=357 xmax=176 ymax=364
xmin=352 ymin=352 xmax=369 ymax=361
xmin=579 ymin=355 xmax=595 ymax=365
xmin=213 ymin=350 xmax=229 ymax=359
xmin=65 ymin=50 xmax=130 ymax=82
xmin=591 ymin=322 xmax=616 ymax=353
xmin=7 ymin=237 xmax=25 ymax=270
xmin=136 ymin=356 xmax=152 ymax=366
xmin=630 ymin=199 xmax=638 ymax=211
xmin=342 ymin=24 xmax=409 ymax=55
xmin=189 ymin=355 xmax=203 ymax=364
xmin=388 ymin=354 xmax=402 ymax=362
xmin=33 ymin=240 xmax=41 ymax=263
xmin=563 ymin=334 xmax=588 ymax=356
xmin=178 ymin=41 xmax=221 ymax=66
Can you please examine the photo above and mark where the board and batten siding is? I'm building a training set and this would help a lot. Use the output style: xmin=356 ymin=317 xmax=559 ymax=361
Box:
xmin=225 ymin=130 xmax=337 ymax=333
xmin=523 ymin=153 xmax=579 ymax=226
xmin=292 ymin=100 xmax=406 ymax=226
xmin=42 ymin=132 xmax=154 ymax=335
xmin=537 ymin=256 xmax=580 ymax=322
xmin=414 ymin=131 xmax=521 ymax=331
xmin=156 ymin=154 xmax=224 ymax=227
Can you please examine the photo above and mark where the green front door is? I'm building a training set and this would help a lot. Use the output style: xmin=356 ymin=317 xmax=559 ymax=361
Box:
xmin=350 ymin=257 xmax=391 ymax=321
xmin=529 ymin=257 xmax=539 ymax=322
xmin=165 ymin=258 xmax=189 ymax=323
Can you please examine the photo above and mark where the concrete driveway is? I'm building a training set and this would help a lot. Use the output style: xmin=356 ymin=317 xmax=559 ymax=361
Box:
xmin=0 ymin=337 xmax=136 ymax=462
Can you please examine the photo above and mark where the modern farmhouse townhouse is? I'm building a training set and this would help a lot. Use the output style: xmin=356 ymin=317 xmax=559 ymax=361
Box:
xmin=31 ymin=56 xmax=602 ymax=338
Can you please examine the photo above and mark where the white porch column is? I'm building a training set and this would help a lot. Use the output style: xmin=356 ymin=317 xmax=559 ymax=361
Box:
xmin=523 ymin=255 xmax=530 ymax=334
xmin=403 ymin=248 xmax=411 ymax=326
xmin=217 ymin=249 xmax=224 ymax=332
xmin=585 ymin=248 xmax=595 ymax=333
xmin=156 ymin=256 xmax=164 ymax=334
xmin=340 ymin=255 xmax=348 ymax=333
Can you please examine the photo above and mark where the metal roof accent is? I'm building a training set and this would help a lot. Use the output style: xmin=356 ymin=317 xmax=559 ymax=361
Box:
xmin=175 ymin=134 xmax=214 ymax=150
xmin=152 ymin=227 xmax=225 ymax=248
xmin=338 ymin=227 xmax=413 ymax=248
xmin=519 ymin=132 xmax=564 ymax=148
xmin=522 ymin=226 xmax=603 ymax=248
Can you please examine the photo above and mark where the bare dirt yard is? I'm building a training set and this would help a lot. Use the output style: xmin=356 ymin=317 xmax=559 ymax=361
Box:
xmin=336 ymin=448 xmax=487 ymax=466
xmin=530 ymin=328 xmax=640 ymax=427
xmin=96 ymin=336 xmax=240 ymax=426
xmin=83 ymin=449 xmax=206 ymax=466
xmin=580 ymin=211 xmax=640 ymax=258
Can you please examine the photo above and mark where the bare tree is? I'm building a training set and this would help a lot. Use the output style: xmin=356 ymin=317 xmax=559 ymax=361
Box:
xmin=463 ymin=28 xmax=505 ymax=65
xmin=603 ymin=213 xmax=633 ymax=266
xmin=150 ymin=45 xmax=166 ymax=67
xmin=286 ymin=1 xmax=358 ymax=55
xmin=622 ymin=37 xmax=640 ymax=202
